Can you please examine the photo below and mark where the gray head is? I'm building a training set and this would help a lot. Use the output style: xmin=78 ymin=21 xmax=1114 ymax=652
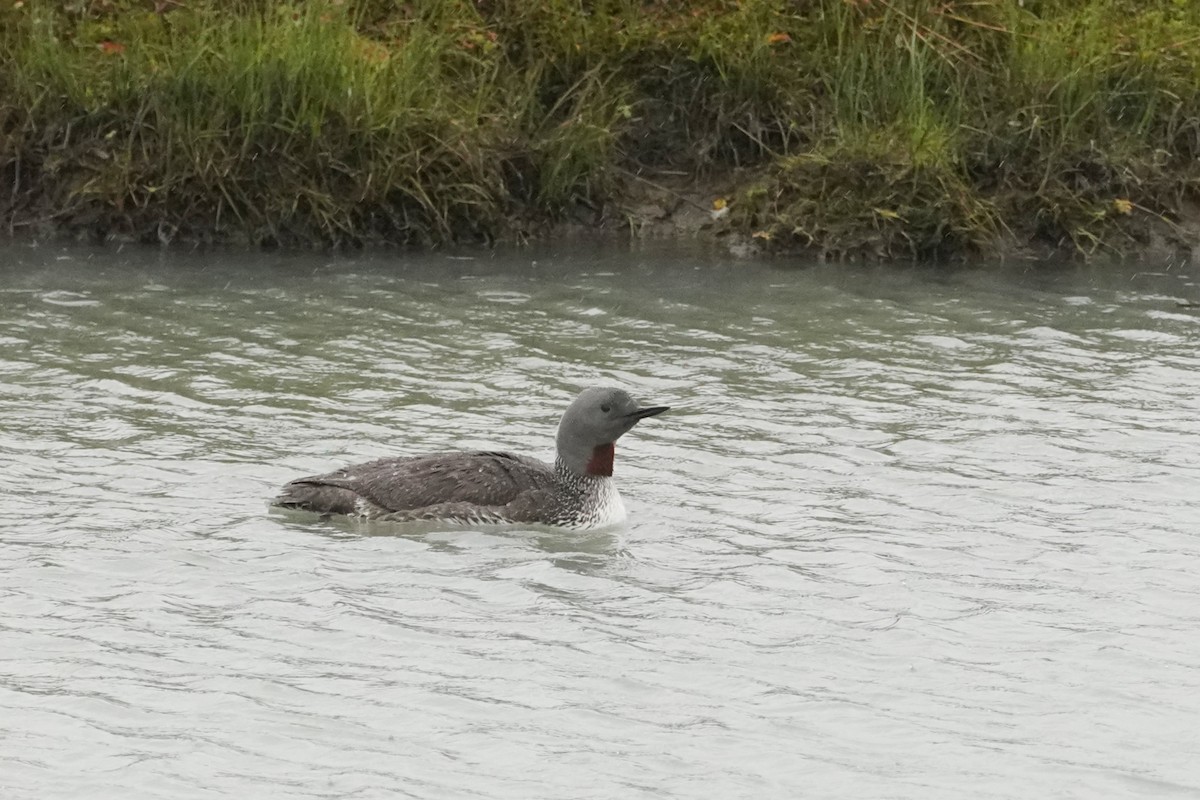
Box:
xmin=555 ymin=387 xmax=669 ymax=477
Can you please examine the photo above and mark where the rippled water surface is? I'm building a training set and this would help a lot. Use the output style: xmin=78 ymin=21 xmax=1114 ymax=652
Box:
xmin=2 ymin=243 xmax=1199 ymax=799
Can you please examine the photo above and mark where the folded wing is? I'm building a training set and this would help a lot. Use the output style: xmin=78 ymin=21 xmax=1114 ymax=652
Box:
xmin=274 ymin=451 xmax=557 ymax=517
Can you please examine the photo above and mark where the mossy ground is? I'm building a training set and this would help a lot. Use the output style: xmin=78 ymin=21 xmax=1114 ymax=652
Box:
xmin=2 ymin=1 xmax=1200 ymax=260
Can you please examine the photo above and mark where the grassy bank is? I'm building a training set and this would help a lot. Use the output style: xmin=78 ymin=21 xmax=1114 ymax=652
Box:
xmin=2 ymin=1 xmax=1199 ymax=259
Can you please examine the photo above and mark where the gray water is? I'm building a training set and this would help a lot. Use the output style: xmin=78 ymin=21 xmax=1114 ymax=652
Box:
xmin=2 ymin=242 xmax=1199 ymax=800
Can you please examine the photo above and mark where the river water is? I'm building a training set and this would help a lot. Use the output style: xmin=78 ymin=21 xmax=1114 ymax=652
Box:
xmin=1 ymin=242 xmax=1198 ymax=799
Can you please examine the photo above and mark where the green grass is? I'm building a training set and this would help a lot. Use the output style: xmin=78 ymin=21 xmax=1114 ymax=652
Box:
xmin=2 ymin=2 xmax=526 ymax=244
xmin=729 ymin=0 xmax=1200 ymax=258
xmin=2 ymin=0 xmax=1200 ymax=257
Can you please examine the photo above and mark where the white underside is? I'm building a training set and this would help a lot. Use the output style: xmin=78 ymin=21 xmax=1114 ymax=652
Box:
xmin=348 ymin=478 xmax=627 ymax=531
xmin=575 ymin=478 xmax=626 ymax=529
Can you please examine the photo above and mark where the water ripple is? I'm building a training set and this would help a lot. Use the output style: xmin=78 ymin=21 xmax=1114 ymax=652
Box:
xmin=1 ymin=247 xmax=1199 ymax=799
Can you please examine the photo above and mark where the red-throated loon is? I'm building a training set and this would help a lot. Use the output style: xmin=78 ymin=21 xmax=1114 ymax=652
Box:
xmin=272 ymin=387 xmax=669 ymax=528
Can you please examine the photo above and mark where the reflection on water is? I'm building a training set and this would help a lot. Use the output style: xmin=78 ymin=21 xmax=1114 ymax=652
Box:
xmin=1 ymin=243 xmax=1199 ymax=799
xmin=284 ymin=507 xmax=628 ymax=568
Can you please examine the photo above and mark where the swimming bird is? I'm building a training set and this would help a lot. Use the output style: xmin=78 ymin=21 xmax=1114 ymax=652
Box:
xmin=272 ymin=386 xmax=669 ymax=528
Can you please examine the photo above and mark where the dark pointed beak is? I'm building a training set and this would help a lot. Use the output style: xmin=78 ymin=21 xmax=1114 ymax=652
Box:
xmin=626 ymin=405 xmax=669 ymax=421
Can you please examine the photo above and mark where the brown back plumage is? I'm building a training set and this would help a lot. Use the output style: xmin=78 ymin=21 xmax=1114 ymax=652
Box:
xmin=274 ymin=451 xmax=557 ymax=517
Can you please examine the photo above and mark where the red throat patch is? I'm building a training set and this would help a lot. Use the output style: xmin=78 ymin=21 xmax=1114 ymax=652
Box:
xmin=586 ymin=443 xmax=615 ymax=476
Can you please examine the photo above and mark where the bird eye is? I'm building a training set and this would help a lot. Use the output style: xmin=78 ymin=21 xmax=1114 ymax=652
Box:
xmin=600 ymin=404 xmax=611 ymax=413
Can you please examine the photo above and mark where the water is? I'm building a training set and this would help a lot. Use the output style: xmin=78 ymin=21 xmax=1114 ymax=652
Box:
xmin=2 ymin=242 xmax=1199 ymax=799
